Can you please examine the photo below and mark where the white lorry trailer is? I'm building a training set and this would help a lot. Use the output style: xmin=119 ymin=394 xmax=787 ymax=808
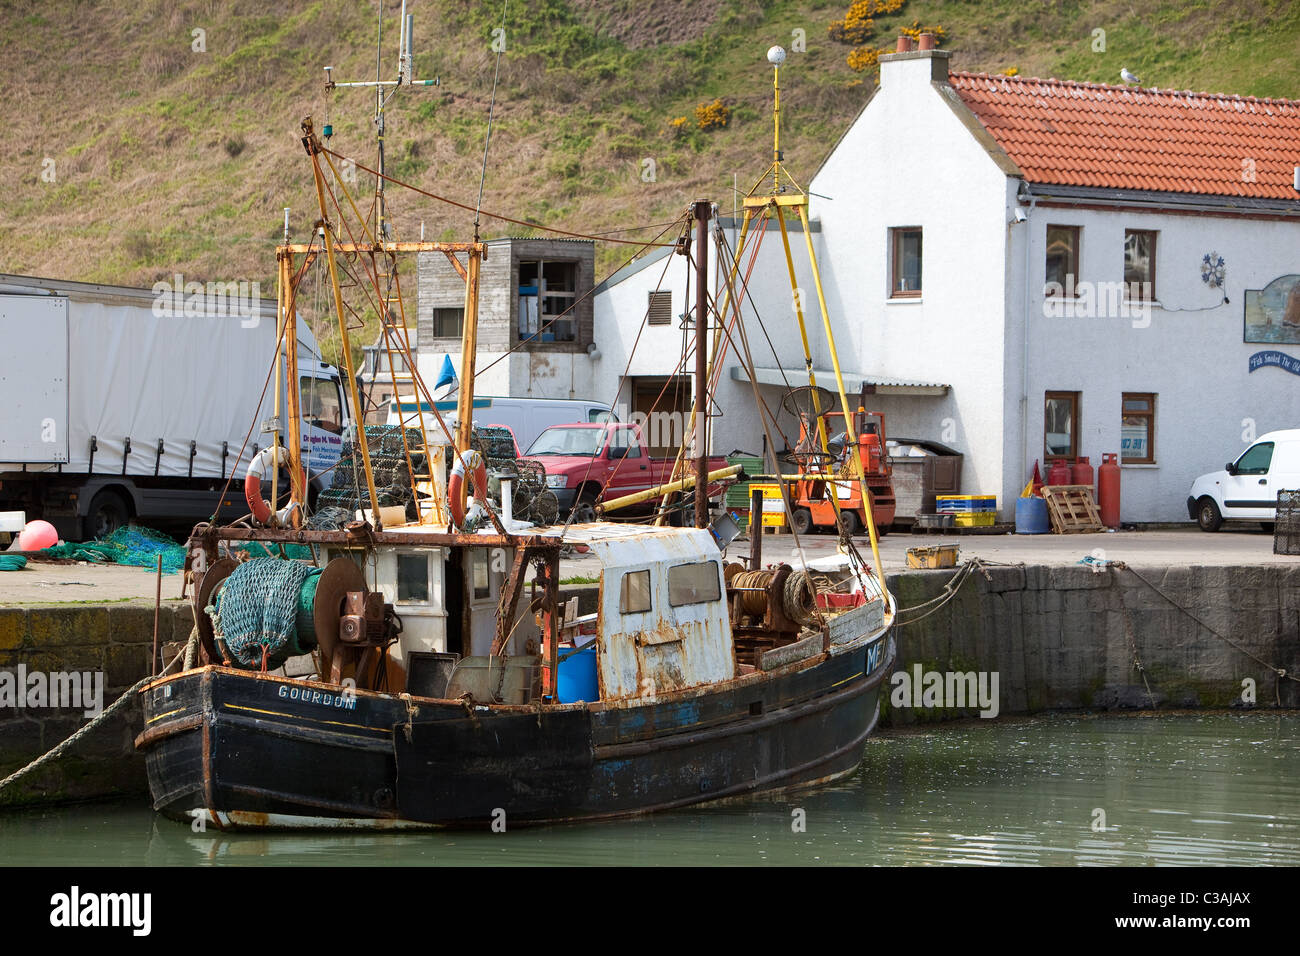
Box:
xmin=0 ymin=274 xmax=351 ymax=539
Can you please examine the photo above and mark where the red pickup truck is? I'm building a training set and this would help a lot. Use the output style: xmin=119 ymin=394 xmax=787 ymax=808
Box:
xmin=524 ymin=422 xmax=730 ymax=522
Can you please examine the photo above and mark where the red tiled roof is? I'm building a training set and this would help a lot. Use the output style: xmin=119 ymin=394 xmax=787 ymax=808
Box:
xmin=949 ymin=71 xmax=1300 ymax=199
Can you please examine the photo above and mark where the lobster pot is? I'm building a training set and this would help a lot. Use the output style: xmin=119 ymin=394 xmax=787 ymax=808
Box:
xmin=1275 ymin=489 xmax=1300 ymax=555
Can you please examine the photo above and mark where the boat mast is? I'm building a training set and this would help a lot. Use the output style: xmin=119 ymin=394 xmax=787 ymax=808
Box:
xmin=732 ymin=45 xmax=890 ymax=600
xmin=692 ymin=199 xmax=712 ymax=529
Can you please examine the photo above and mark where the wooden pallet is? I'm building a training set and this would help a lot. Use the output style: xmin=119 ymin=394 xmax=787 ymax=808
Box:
xmin=1042 ymin=484 xmax=1104 ymax=533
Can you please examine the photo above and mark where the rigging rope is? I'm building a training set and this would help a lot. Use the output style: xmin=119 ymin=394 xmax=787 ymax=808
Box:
xmin=319 ymin=146 xmax=676 ymax=248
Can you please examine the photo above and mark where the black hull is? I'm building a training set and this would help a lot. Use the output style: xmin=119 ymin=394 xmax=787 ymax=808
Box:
xmin=137 ymin=631 xmax=894 ymax=828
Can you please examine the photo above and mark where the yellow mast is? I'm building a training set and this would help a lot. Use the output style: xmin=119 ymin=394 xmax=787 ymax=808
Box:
xmin=730 ymin=45 xmax=889 ymax=602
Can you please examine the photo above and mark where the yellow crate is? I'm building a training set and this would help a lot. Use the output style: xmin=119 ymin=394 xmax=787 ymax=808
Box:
xmin=750 ymin=483 xmax=787 ymax=527
xmin=953 ymin=512 xmax=996 ymax=527
xmin=906 ymin=544 xmax=959 ymax=569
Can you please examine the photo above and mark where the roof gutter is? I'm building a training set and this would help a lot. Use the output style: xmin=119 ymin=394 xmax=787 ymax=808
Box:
xmin=1020 ymin=183 xmax=1300 ymax=218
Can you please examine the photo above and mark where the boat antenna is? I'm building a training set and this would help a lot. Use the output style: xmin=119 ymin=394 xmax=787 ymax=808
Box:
xmin=474 ymin=0 xmax=509 ymax=242
xmin=691 ymin=199 xmax=714 ymax=529
xmin=323 ymin=0 xmax=440 ymax=244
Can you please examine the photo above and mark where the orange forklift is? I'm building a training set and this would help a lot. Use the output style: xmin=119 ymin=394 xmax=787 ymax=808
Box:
xmin=788 ymin=407 xmax=896 ymax=536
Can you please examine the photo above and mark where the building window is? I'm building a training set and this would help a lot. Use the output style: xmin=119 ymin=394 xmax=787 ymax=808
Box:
xmin=1044 ymin=391 xmax=1079 ymax=460
xmin=1124 ymin=230 xmax=1156 ymax=300
xmin=431 ymin=307 xmax=464 ymax=338
xmin=519 ymin=259 xmax=578 ymax=342
xmin=647 ymin=290 xmax=672 ymax=326
xmin=1121 ymin=393 xmax=1155 ymax=464
xmin=1045 ymin=225 xmax=1080 ymax=295
xmin=889 ymin=227 xmax=922 ymax=297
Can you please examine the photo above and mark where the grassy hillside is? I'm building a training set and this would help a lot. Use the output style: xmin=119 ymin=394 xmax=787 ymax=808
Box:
xmin=2 ymin=0 xmax=1298 ymax=359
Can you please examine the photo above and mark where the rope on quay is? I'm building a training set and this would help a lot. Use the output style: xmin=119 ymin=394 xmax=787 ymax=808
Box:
xmin=0 ymin=630 xmax=197 ymax=795
xmin=894 ymin=557 xmax=1021 ymax=627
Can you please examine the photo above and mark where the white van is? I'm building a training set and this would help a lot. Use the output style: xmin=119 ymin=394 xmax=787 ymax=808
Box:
xmin=1187 ymin=429 xmax=1300 ymax=531
xmin=386 ymin=395 xmax=615 ymax=454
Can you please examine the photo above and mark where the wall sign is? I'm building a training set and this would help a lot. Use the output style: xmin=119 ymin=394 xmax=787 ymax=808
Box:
xmin=1244 ymin=274 xmax=1300 ymax=344
xmin=1248 ymin=350 xmax=1300 ymax=376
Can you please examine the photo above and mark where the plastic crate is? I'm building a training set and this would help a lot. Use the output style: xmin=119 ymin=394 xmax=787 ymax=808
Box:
xmin=906 ymin=544 xmax=959 ymax=569
xmin=936 ymin=495 xmax=997 ymax=513
xmin=953 ymin=512 xmax=996 ymax=527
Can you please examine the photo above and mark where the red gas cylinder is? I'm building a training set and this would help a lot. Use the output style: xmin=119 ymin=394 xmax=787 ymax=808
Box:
xmin=860 ymin=432 xmax=882 ymax=473
xmin=1098 ymin=453 xmax=1121 ymax=528
xmin=1047 ymin=459 xmax=1071 ymax=486
xmin=1072 ymin=455 xmax=1093 ymax=487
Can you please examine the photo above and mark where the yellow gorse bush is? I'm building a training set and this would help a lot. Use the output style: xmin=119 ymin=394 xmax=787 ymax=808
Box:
xmin=695 ymin=98 xmax=730 ymax=130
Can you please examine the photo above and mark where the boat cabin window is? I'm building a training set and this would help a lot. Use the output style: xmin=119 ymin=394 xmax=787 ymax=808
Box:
xmin=620 ymin=570 xmax=652 ymax=613
xmin=471 ymin=549 xmax=491 ymax=600
xmin=397 ymin=553 xmax=430 ymax=603
xmin=668 ymin=561 xmax=721 ymax=607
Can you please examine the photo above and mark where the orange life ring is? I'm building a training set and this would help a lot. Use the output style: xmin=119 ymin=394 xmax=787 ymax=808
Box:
xmin=448 ymin=449 xmax=488 ymax=529
xmin=244 ymin=446 xmax=306 ymax=525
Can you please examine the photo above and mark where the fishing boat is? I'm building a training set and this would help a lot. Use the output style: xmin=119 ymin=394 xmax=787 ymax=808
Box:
xmin=135 ymin=38 xmax=896 ymax=830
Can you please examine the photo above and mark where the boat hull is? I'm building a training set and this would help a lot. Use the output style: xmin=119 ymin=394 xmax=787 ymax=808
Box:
xmin=137 ymin=629 xmax=893 ymax=829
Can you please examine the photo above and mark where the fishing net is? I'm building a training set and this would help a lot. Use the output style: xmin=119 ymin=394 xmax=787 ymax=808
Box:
xmin=206 ymin=557 xmax=319 ymax=669
xmin=33 ymin=526 xmax=188 ymax=573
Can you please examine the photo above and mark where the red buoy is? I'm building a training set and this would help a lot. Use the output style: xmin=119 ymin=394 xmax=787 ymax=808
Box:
xmin=1098 ymin=453 xmax=1121 ymax=528
xmin=1047 ymin=459 xmax=1071 ymax=486
xmin=1072 ymin=455 xmax=1093 ymax=487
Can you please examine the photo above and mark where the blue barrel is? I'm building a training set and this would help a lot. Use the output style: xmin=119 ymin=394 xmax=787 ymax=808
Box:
xmin=1015 ymin=496 xmax=1050 ymax=534
xmin=557 ymin=644 xmax=599 ymax=702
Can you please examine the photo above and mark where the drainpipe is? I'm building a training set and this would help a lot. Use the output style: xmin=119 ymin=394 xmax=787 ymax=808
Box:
xmin=1017 ymin=183 xmax=1037 ymax=493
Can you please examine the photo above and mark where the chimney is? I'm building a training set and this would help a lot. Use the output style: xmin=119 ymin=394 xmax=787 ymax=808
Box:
xmin=879 ymin=34 xmax=951 ymax=85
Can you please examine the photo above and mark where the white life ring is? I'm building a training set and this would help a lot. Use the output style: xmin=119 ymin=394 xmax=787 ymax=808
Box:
xmin=447 ymin=449 xmax=488 ymax=529
xmin=244 ymin=445 xmax=305 ymax=525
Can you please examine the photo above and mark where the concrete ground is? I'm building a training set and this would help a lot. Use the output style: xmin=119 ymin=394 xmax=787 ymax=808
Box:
xmin=1 ymin=525 xmax=1296 ymax=606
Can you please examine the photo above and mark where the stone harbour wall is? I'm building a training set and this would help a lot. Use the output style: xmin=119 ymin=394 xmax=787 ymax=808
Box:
xmin=0 ymin=604 xmax=195 ymax=808
xmin=882 ymin=564 xmax=1300 ymax=724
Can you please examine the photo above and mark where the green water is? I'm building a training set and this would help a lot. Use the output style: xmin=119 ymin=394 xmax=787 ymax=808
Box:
xmin=1 ymin=713 xmax=1296 ymax=866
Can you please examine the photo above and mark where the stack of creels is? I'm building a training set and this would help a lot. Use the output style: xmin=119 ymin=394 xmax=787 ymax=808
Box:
xmin=312 ymin=425 xmax=424 ymax=526
xmin=468 ymin=427 xmax=559 ymax=526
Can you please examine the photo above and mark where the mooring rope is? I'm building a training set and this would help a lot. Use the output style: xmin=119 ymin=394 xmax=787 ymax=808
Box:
xmin=0 ymin=630 xmax=197 ymax=794
xmin=894 ymin=558 xmax=1012 ymax=626
xmin=1117 ymin=564 xmax=1297 ymax=704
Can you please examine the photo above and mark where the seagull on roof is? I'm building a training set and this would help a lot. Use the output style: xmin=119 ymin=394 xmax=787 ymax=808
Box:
xmin=1120 ymin=68 xmax=1141 ymax=85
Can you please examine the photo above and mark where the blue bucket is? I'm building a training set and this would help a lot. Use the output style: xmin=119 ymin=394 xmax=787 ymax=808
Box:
xmin=557 ymin=644 xmax=598 ymax=703
xmin=1015 ymin=496 xmax=1050 ymax=534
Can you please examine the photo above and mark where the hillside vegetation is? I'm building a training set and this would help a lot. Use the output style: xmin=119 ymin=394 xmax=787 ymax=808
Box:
xmin=2 ymin=0 xmax=1297 ymax=357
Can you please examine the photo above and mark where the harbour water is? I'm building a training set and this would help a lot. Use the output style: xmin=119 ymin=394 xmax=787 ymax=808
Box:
xmin=1 ymin=713 xmax=1295 ymax=866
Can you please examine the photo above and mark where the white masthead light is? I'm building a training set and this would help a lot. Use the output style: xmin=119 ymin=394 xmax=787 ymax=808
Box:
xmin=767 ymin=45 xmax=786 ymax=66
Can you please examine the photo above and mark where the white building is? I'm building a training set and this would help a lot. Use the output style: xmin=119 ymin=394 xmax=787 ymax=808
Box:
xmin=588 ymin=40 xmax=1300 ymax=523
